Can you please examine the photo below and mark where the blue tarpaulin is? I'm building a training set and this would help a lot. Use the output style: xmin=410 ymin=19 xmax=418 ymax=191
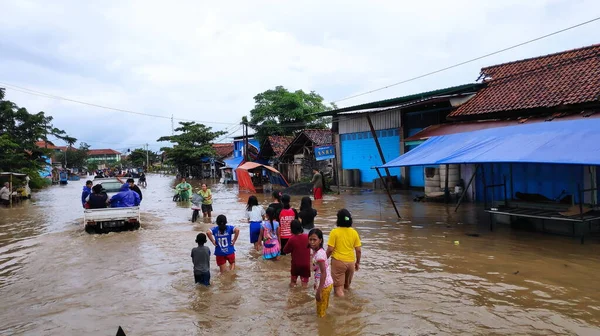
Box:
xmin=224 ymin=156 xmax=244 ymax=169
xmin=378 ymin=118 xmax=600 ymax=168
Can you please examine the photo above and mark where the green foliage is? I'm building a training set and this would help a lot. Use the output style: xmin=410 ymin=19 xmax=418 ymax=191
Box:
xmin=87 ymin=162 xmax=99 ymax=172
xmin=22 ymin=168 xmax=48 ymax=189
xmin=247 ymin=86 xmax=334 ymax=142
xmin=0 ymin=88 xmax=73 ymax=174
xmin=157 ymin=122 xmax=226 ymax=175
xmin=55 ymin=142 xmax=90 ymax=170
xmin=126 ymin=148 xmax=160 ymax=168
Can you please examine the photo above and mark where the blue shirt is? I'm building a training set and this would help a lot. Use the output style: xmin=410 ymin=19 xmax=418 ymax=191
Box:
xmin=211 ymin=225 xmax=235 ymax=256
xmin=81 ymin=186 xmax=92 ymax=206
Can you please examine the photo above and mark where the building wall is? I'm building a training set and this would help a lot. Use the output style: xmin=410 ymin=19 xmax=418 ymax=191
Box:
xmin=476 ymin=163 xmax=584 ymax=203
xmin=338 ymin=110 xmax=401 ymax=134
xmin=340 ymin=128 xmax=401 ymax=183
xmin=88 ymin=154 xmax=120 ymax=162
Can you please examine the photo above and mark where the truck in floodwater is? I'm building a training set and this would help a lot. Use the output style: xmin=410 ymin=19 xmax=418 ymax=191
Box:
xmin=83 ymin=178 xmax=141 ymax=234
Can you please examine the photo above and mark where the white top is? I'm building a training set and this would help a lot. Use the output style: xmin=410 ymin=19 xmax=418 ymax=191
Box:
xmin=246 ymin=205 xmax=266 ymax=222
xmin=0 ymin=186 xmax=10 ymax=201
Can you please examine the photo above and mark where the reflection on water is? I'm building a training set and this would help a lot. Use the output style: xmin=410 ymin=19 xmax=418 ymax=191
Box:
xmin=1 ymin=175 xmax=600 ymax=335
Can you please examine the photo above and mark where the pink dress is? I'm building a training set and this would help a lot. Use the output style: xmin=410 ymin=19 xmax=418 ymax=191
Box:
xmin=262 ymin=220 xmax=280 ymax=260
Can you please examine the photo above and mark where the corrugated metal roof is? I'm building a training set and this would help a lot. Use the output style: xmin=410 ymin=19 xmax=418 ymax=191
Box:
xmin=317 ymin=83 xmax=483 ymax=116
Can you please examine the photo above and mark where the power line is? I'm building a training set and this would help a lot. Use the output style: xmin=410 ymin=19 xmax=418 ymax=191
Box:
xmin=0 ymin=81 xmax=239 ymax=126
xmin=332 ymin=16 xmax=600 ymax=104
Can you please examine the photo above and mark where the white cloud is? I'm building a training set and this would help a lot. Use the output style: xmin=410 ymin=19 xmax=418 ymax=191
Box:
xmin=1 ymin=0 xmax=599 ymax=149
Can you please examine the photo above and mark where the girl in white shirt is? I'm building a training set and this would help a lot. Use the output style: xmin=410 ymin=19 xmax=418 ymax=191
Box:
xmin=245 ymin=195 xmax=265 ymax=250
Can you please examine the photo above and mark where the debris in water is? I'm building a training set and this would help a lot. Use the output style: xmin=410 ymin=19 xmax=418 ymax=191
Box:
xmin=454 ymin=240 xmax=460 ymax=245
xmin=411 ymin=225 xmax=424 ymax=229
xmin=465 ymin=233 xmax=480 ymax=237
xmin=513 ymin=271 xmax=520 ymax=275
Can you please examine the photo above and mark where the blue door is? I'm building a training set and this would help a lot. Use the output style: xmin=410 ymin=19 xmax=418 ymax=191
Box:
xmin=406 ymin=144 xmax=425 ymax=188
xmin=406 ymin=129 xmax=425 ymax=188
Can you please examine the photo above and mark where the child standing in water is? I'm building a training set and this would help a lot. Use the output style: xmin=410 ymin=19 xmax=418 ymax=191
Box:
xmin=278 ymin=194 xmax=298 ymax=254
xmin=258 ymin=207 xmax=281 ymax=260
xmin=206 ymin=215 xmax=240 ymax=273
xmin=308 ymin=228 xmax=334 ymax=318
xmin=191 ymin=233 xmax=211 ymax=286
xmin=245 ymin=195 xmax=265 ymax=251
xmin=283 ymin=220 xmax=311 ymax=287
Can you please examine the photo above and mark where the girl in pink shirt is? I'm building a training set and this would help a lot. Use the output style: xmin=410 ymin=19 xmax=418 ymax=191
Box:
xmin=308 ymin=228 xmax=334 ymax=318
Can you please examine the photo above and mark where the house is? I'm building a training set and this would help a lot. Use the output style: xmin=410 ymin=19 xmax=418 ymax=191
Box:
xmin=393 ymin=43 xmax=600 ymax=204
xmin=219 ymin=135 xmax=261 ymax=182
xmin=319 ymin=84 xmax=483 ymax=188
xmin=278 ymin=130 xmax=333 ymax=183
xmin=206 ymin=143 xmax=234 ymax=178
xmin=256 ymin=135 xmax=294 ymax=163
xmin=87 ymin=149 xmax=122 ymax=169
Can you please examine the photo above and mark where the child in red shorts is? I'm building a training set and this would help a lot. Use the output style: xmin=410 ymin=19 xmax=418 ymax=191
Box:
xmin=283 ymin=219 xmax=311 ymax=287
xmin=207 ymin=215 xmax=240 ymax=273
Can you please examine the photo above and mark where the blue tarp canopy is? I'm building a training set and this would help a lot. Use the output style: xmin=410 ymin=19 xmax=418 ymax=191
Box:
xmin=223 ymin=156 xmax=244 ymax=169
xmin=378 ymin=118 xmax=600 ymax=168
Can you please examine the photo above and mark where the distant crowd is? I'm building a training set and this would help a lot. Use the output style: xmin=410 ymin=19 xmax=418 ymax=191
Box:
xmin=191 ymin=191 xmax=362 ymax=318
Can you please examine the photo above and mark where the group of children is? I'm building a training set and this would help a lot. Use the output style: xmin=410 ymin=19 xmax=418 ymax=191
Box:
xmin=191 ymin=191 xmax=358 ymax=318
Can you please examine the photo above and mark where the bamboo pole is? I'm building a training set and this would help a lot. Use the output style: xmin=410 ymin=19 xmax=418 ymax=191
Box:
xmin=376 ymin=167 xmax=401 ymax=218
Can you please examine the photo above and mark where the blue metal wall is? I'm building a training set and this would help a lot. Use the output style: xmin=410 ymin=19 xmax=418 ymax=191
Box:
xmin=476 ymin=163 xmax=584 ymax=203
xmin=406 ymin=128 xmax=425 ymax=188
xmin=340 ymin=128 xmax=400 ymax=183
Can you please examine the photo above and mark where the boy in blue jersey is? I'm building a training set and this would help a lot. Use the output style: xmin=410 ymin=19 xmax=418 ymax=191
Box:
xmin=206 ymin=215 xmax=240 ymax=273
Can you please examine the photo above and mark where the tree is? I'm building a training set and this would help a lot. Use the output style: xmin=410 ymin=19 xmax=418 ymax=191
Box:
xmin=55 ymin=142 xmax=89 ymax=170
xmin=126 ymin=148 xmax=160 ymax=168
xmin=0 ymin=88 xmax=73 ymax=173
xmin=247 ymin=86 xmax=334 ymax=142
xmin=157 ymin=122 xmax=226 ymax=176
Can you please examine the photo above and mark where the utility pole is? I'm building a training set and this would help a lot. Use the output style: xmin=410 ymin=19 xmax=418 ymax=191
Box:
xmin=171 ymin=114 xmax=174 ymax=135
xmin=146 ymin=143 xmax=149 ymax=171
xmin=242 ymin=121 xmax=248 ymax=162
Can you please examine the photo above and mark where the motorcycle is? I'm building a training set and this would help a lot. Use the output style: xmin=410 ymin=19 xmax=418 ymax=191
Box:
xmin=191 ymin=193 xmax=204 ymax=222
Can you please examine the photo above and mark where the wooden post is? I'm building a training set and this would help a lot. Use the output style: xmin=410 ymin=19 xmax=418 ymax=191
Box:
xmin=366 ymin=115 xmax=393 ymax=184
xmin=444 ymin=164 xmax=450 ymax=203
xmin=376 ymin=167 xmax=401 ymax=218
xmin=9 ymin=174 xmax=13 ymax=208
xmin=454 ymin=164 xmax=479 ymax=212
xmin=332 ymin=134 xmax=340 ymax=195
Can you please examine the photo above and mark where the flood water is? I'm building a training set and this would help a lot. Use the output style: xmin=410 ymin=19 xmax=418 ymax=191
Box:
xmin=1 ymin=175 xmax=600 ymax=335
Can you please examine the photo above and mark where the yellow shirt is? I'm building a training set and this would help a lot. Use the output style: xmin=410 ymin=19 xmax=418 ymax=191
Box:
xmin=199 ymin=189 xmax=212 ymax=205
xmin=328 ymin=227 xmax=361 ymax=262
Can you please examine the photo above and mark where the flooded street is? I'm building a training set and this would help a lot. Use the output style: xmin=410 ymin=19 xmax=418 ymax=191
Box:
xmin=1 ymin=175 xmax=600 ymax=335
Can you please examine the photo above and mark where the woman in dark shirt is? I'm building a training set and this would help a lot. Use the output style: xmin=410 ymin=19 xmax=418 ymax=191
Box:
xmin=298 ymin=196 xmax=317 ymax=232
xmin=268 ymin=191 xmax=283 ymax=219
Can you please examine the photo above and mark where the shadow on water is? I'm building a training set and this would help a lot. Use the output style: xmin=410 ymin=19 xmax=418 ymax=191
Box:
xmin=0 ymin=174 xmax=600 ymax=335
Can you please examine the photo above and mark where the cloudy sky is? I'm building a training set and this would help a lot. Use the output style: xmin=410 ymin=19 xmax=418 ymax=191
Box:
xmin=1 ymin=0 xmax=599 ymax=153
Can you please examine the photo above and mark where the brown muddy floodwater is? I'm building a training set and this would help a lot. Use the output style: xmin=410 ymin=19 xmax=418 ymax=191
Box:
xmin=1 ymin=175 xmax=600 ymax=335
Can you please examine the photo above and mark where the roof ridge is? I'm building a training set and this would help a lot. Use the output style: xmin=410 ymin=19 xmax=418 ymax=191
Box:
xmin=481 ymin=43 xmax=600 ymax=71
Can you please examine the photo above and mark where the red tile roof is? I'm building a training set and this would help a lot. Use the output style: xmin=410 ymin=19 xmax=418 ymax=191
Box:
xmin=35 ymin=140 xmax=59 ymax=149
xmin=302 ymin=129 xmax=332 ymax=146
xmin=449 ymin=44 xmax=600 ymax=119
xmin=268 ymin=136 xmax=293 ymax=157
xmin=212 ymin=143 xmax=234 ymax=158
xmin=88 ymin=149 xmax=121 ymax=155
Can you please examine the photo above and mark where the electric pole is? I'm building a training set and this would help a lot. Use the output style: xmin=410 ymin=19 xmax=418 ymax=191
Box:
xmin=146 ymin=143 xmax=149 ymax=171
